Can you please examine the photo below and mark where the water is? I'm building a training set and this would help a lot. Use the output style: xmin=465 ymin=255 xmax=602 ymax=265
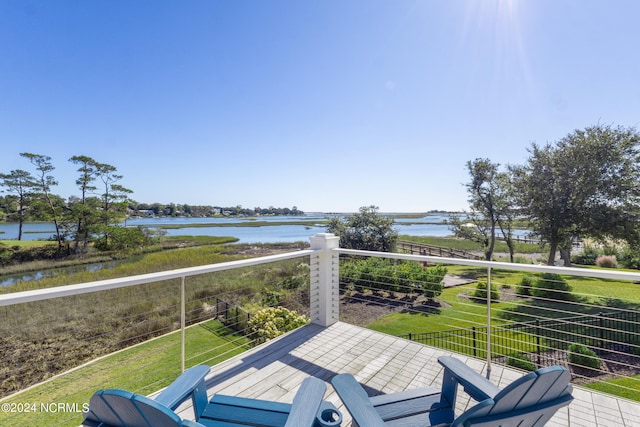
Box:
xmin=0 ymin=215 xmax=456 ymax=287
xmin=0 ymin=214 xmax=455 ymax=244
xmin=0 ymin=261 xmax=116 ymax=287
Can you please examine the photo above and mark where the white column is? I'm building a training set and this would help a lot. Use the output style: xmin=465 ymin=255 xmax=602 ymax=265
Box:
xmin=309 ymin=233 xmax=340 ymax=327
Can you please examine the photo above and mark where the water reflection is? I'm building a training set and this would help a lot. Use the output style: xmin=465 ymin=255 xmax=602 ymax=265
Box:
xmin=0 ymin=261 xmax=116 ymax=287
xmin=0 ymin=214 xmax=454 ymax=243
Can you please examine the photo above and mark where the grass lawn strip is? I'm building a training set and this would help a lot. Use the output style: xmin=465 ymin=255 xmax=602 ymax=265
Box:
xmin=0 ymin=319 xmax=249 ymax=427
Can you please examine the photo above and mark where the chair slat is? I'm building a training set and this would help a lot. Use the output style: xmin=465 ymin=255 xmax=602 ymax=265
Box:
xmin=332 ymin=357 xmax=573 ymax=427
xmin=100 ymin=389 xmax=151 ymax=427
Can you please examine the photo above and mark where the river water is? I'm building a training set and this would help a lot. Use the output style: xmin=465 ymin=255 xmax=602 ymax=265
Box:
xmin=0 ymin=214 xmax=455 ymax=287
xmin=0 ymin=214 xmax=455 ymax=244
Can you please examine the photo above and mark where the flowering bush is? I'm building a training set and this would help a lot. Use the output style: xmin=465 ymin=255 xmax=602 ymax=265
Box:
xmin=595 ymin=255 xmax=618 ymax=268
xmin=247 ymin=307 xmax=308 ymax=345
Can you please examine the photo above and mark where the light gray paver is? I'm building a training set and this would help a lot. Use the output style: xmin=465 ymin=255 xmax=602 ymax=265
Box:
xmin=167 ymin=321 xmax=640 ymax=426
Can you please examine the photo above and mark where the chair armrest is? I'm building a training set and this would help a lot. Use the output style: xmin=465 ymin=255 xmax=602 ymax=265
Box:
xmin=331 ymin=374 xmax=387 ymax=427
xmin=284 ymin=377 xmax=326 ymax=427
xmin=182 ymin=420 xmax=209 ymax=427
xmin=155 ymin=365 xmax=210 ymax=416
xmin=438 ymin=357 xmax=500 ymax=403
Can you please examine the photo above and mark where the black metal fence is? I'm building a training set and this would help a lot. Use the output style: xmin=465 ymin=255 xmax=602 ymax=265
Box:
xmin=213 ymin=297 xmax=251 ymax=333
xmin=400 ymin=310 xmax=640 ymax=367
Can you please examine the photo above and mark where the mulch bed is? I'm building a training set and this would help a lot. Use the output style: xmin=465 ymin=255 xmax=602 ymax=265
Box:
xmin=338 ymin=290 xmax=448 ymax=326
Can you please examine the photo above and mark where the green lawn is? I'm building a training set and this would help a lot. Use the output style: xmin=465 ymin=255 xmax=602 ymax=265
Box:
xmin=586 ymin=375 xmax=640 ymax=402
xmin=367 ymin=280 xmax=519 ymax=335
xmin=0 ymin=319 xmax=250 ymax=427
xmin=0 ymin=239 xmax=56 ymax=247
xmin=365 ymin=264 xmax=640 ymax=402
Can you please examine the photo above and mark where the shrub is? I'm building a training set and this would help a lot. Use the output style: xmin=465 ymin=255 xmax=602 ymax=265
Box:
xmin=339 ymin=258 xmax=446 ymax=298
xmin=602 ymin=245 xmax=619 ymax=256
xmin=513 ymin=256 xmax=532 ymax=264
xmin=506 ymin=353 xmax=537 ymax=371
xmin=471 ymin=280 xmax=500 ymax=303
xmin=260 ymin=288 xmax=282 ymax=306
xmin=572 ymin=244 xmax=601 ymax=265
xmin=94 ymin=226 xmax=152 ymax=251
xmin=340 ymin=258 xmax=365 ymax=292
xmin=418 ymin=264 xmax=447 ymax=299
xmin=532 ymin=273 xmax=573 ymax=301
xmin=247 ymin=307 xmax=308 ymax=345
xmin=355 ymin=257 xmax=394 ymax=292
xmin=516 ymin=276 xmax=535 ymax=297
xmin=618 ymin=247 xmax=640 ymax=270
xmin=595 ymin=255 xmax=618 ymax=268
xmin=568 ymin=343 xmax=602 ymax=370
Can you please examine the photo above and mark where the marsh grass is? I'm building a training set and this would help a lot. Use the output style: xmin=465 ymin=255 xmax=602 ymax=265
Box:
xmin=0 ymin=319 xmax=250 ymax=427
xmin=0 ymin=246 xmax=310 ymax=398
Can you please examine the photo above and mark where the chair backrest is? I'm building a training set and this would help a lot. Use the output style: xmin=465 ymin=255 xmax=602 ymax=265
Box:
xmin=83 ymin=389 xmax=182 ymax=427
xmin=453 ymin=366 xmax=573 ymax=427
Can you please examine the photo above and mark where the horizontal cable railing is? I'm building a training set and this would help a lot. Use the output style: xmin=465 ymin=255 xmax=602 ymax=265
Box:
xmin=335 ymin=247 xmax=640 ymax=401
xmin=2 ymin=234 xmax=640 ymax=425
xmin=0 ymin=250 xmax=313 ymax=427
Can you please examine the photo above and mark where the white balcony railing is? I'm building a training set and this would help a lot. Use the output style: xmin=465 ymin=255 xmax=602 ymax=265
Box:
xmin=1 ymin=233 xmax=639 ymax=426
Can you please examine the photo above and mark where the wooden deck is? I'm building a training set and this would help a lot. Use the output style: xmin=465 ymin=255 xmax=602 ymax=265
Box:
xmin=170 ymin=322 xmax=640 ymax=426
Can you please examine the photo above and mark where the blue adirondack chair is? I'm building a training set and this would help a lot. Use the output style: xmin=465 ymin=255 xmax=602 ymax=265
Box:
xmin=332 ymin=356 xmax=573 ymax=427
xmin=83 ymin=364 xmax=342 ymax=427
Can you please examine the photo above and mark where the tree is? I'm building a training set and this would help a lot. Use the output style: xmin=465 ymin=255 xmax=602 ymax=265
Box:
xmin=20 ymin=153 xmax=65 ymax=253
xmin=326 ymin=205 xmax=398 ymax=252
xmin=494 ymin=172 xmax=519 ymax=263
xmin=512 ymin=124 xmax=640 ymax=265
xmin=450 ymin=159 xmax=516 ymax=261
xmin=96 ymin=163 xmax=132 ymax=218
xmin=68 ymin=155 xmax=100 ymax=252
xmin=0 ymin=169 xmax=37 ymax=240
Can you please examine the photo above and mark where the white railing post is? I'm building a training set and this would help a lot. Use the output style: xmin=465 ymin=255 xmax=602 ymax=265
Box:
xmin=310 ymin=233 xmax=340 ymax=327
xmin=181 ymin=276 xmax=186 ymax=373
xmin=486 ymin=267 xmax=492 ymax=379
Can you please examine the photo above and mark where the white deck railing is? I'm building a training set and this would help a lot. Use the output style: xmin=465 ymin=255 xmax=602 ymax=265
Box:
xmin=1 ymin=233 xmax=639 ymax=424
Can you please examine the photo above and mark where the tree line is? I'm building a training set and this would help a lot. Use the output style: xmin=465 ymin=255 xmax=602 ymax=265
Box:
xmin=0 ymin=153 xmax=137 ymax=254
xmin=0 ymin=152 xmax=304 ymax=255
xmin=450 ymin=123 xmax=640 ymax=266
xmin=132 ymin=204 xmax=303 ymax=218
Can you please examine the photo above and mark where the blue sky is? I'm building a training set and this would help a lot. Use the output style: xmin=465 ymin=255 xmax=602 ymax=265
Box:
xmin=1 ymin=1 xmax=639 ymax=213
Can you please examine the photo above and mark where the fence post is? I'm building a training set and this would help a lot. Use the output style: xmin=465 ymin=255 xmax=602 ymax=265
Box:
xmin=310 ymin=233 xmax=341 ymax=327
xmin=599 ymin=312 xmax=604 ymax=349
xmin=472 ymin=327 xmax=477 ymax=358
xmin=536 ymin=319 xmax=541 ymax=367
